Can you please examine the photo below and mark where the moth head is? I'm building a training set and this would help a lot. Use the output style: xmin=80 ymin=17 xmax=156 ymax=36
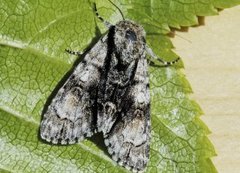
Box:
xmin=115 ymin=20 xmax=146 ymax=44
xmin=114 ymin=20 xmax=146 ymax=64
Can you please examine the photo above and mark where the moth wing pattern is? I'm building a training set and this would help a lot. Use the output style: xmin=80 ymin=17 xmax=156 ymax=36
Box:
xmin=40 ymin=35 xmax=108 ymax=145
xmin=104 ymin=57 xmax=151 ymax=171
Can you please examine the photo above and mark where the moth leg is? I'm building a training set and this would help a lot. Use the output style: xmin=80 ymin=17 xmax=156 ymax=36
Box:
xmin=146 ymin=44 xmax=180 ymax=65
xmin=65 ymin=49 xmax=82 ymax=56
xmin=93 ymin=3 xmax=113 ymax=28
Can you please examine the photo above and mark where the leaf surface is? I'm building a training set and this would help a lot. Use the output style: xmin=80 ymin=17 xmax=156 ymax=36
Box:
xmin=1 ymin=0 xmax=239 ymax=172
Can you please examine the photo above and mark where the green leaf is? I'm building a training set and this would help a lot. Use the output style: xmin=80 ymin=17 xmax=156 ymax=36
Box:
xmin=116 ymin=0 xmax=239 ymax=33
xmin=1 ymin=0 xmax=238 ymax=172
xmin=213 ymin=0 xmax=240 ymax=8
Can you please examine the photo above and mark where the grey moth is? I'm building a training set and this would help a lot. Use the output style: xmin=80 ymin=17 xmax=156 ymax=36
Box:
xmin=40 ymin=2 xmax=179 ymax=172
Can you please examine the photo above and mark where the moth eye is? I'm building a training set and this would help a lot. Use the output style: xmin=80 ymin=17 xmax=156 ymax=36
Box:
xmin=126 ymin=30 xmax=137 ymax=41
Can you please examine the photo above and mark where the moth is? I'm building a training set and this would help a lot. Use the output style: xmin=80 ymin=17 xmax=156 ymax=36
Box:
xmin=40 ymin=2 xmax=180 ymax=172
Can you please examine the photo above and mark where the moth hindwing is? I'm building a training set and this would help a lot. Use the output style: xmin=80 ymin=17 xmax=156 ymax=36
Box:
xmin=40 ymin=3 xmax=180 ymax=173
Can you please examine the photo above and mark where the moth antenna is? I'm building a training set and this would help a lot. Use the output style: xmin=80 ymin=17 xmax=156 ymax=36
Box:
xmin=168 ymin=30 xmax=192 ymax=43
xmin=174 ymin=33 xmax=192 ymax=43
xmin=158 ymin=56 xmax=180 ymax=65
xmin=146 ymin=45 xmax=180 ymax=65
xmin=108 ymin=0 xmax=125 ymax=20
xmin=93 ymin=3 xmax=112 ymax=28
xmin=65 ymin=49 xmax=82 ymax=56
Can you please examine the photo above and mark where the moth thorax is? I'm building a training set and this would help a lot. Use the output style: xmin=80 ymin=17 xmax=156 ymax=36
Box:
xmin=114 ymin=20 xmax=146 ymax=65
xmin=115 ymin=21 xmax=145 ymax=44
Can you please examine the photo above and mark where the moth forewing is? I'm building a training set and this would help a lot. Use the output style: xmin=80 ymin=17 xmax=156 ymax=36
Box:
xmin=40 ymin=35 xmax=109 ymax=145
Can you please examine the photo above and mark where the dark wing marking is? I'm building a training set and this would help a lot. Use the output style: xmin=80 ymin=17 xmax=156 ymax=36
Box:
xmin=40 ymin=35 xmax=108 ymax=144
xmin=104 ymin=58 xmax=150 ymax=171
